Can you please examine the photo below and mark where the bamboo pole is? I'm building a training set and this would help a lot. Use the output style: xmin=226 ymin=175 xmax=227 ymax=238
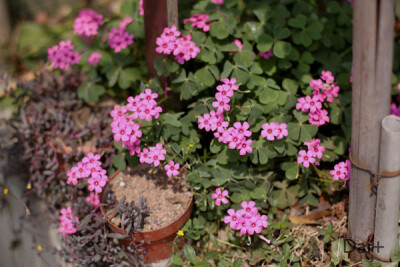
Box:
xmin=374 ymin=115 xmax=400 ymax=264
xmin=348 ymin=0 xmax=394 ymax=262
xmin=143 ymin=0 xmax=178 ymax=78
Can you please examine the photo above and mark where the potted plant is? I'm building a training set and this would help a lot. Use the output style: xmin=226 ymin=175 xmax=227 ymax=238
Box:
xmin=61 ymin=88 xmax=197 ymax=264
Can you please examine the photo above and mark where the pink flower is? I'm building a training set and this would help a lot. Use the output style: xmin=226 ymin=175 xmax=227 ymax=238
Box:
xmin=302 ymin=96 xmax=322 ymax=113
xmin=220 ymin=78 xmax=239 ymax=91
xmin=88 ymin=176 xmax=106 ymax=193
xmin=216 ymin=84 xmax=234 ymax=98
xmin=233 ymin=122 xmax=252 ymax=139
xmin=58 ymin=207 xmax=78 ymax=236
xmin=246 ymin=216 xmax=263 ymax=235
xmin=238 ymin=139 xmax=253 ymax=155
xmin=259 ymin=48 xmax=274 ymax=60
xmin=224 ymin=209 xmax=244 ymax=229
xmin=234 ymin=39 xmax=243 ymax=51
xmin=330 ymin=160 xmax=351 ymax=182
xmin=241 ymin=201 xmax=258 ymax=218
xmin=309 ymin=108 xmax=330 ymax=126
xmin=149 ymin=143 xmax=166 ymax=167
xmin=183 ymin=14 xmax=213 ymax=32
xmin=164 ymin=160 xmax=180 ymax=177
xmin=156 ymin=36 xmax=175 ymax=54
xmin=261 ymin=123 xmax=278 ymax=141
xmin=297 ymin=150 xmax=316 ymax=168
xmin=155 ymin=26 xmax=200 ymax=64
xmin=211 ymin=0 xmax=224 ymax=4
xmin=75 ymin=162 xmax=90 ymax=178
xmin=73 ymin=9 xmax=104 ymax=37
xmin=119 ymin=17 xmax=133 ymax=30
xmin=82 ymin=153 xmax=101 ymax=168
xmin=85 ymin=192 xmax=100 ymax=207
xmin=211 ymin=188 xmax=229 ymax=206
xmin=306 ymin=139 xmax=325 ymax=159
xmin=321 ymin=70 xmax=334 ymax=83
xmin=88 ymin=52 xmax=102 ymax=66
xmin=260 ymin=214 xmax=268 ymax=228
xmin=276 ymin=123 xmax=288 ymax=139
xmin=198 ymin=113 xmax=216 ymax=132
xmin=66 ymin=170 xmax=78 ymax=185
xmin=227 ymin=128 xmax=241 ymax=149
xmin=108 ymin=27 xmax=134 ymax=53
xmin=225 ymin=202 xmax=268 ymax=236
xmin=139 ymin=148 xmax=153 ymax=164
xmin=47 ymin=40 xmax=81 ymax=70
xmin=212 ymin=95 xmax=231 ymax=113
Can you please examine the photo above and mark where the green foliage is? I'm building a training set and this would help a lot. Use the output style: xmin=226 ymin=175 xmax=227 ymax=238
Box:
xmin=36 ymin=0 xmax=358 ymax=265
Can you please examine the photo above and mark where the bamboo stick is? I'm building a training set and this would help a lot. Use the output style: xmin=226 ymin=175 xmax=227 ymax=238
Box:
xmin=374 ymin=115 xmax=400 ymax=265
xmin=349 ymin=0 xmax=394 ymax=262
xmin=143 ymin=0 xmax=178 ymax=78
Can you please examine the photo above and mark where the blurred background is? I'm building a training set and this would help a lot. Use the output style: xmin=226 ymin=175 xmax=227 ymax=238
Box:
xmin=0 ymin=0 xmax=124 ymax=78
xmin=0 ymin=2 xmax=124 ymax=266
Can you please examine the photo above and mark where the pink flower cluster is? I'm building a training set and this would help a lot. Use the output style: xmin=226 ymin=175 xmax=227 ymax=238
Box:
xmin=58 ymin=207 xmax=78 ymax=236
xmin=198 ymin=79 xmax=254 ymax=156
xmin=330 ymin=160 xmax=351 ymax=182
xmin=296 ymin=70 xmax=339 ymax=126
xmin=224 ymin=201 xmax=268 ymax=235
xmin=297 ymin=139 xmax=325 ymax=168
xmin=139 ymin=143 xmax=167 ymax=167
xmin=73 ymin=9 xmax=104 ymax=37
xmin=211 ymin=188 xmax=229 ymax=206
xmin=88 ymin=52 xmax=102 ymax=66
xmin=259 ymin=48 xmax=274 ymax=60
xmin=85 ymin=192 xmax=100 ymax=207
xmin=164 ymin=160 xmax=180 ymax=177
xmin=108 ymin=20 xmax=134 ymax=53
xmin=47 ymin=40 xmax=81 ymax=70
xmin=211 ymin=0 xmax=224 ymax=4
xmin=110 ymin=91 xmax=177 ymax=177
xmin=261 ymin=122 xmax=288 ymax=141
xmin=66 ymin=153 xmax=108 ymax=193
xmin=156 ymin=25 xmax=200 ymax=64
xmin=111 ymin=89 xmax=162 ymax=156
xmin=183 ymin=14 xmax=212 ymax=32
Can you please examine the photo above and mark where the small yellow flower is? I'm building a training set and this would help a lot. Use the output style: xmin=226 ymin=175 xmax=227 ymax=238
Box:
xmin=177 ymin=230 xmax=184 ymax=236
xmin=189 ymin=144 xmax=194 ymax=148
xmin=27 ymin=183 xmax=32 ymax=190
xmin=37 ymin=245 xmax=43 ymax=251
xmin=3 ymin=188 xmax=8 ymax=195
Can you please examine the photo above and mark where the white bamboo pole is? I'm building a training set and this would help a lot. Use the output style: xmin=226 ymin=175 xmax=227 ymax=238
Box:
xmin=374 ymin=115 xmax=400 ymax=264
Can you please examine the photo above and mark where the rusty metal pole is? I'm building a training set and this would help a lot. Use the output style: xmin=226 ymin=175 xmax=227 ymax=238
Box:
xmin=143 ymin=0 xmax=178 ymax=78
xmin=349 ymin=0 xmax=394 ymax=262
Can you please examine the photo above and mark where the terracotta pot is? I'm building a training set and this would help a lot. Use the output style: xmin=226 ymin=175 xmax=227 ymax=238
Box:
xmin=100 ymin=170 xmax=193 ymax=264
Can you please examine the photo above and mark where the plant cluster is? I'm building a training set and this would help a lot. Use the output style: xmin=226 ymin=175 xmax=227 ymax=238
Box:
xmin=5 ymin=0 xmax=400 ymax=266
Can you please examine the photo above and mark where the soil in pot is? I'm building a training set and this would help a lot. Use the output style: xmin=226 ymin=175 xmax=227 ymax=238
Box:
xmin=101 ymin=165 xmax=193 ymax=264
xmin=103 ymin=166 xmax=192 ymax=231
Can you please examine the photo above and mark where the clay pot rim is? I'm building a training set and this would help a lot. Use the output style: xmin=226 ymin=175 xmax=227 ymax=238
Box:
xmin=99 ymin=168 xmax=193 ymax=240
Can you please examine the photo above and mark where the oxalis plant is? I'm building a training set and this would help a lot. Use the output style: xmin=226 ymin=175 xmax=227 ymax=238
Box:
xmin=20 ymin=0 xmax=392 ymax=265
